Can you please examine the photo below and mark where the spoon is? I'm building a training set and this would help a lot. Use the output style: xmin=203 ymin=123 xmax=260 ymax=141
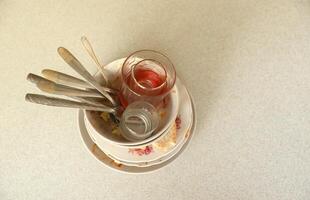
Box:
xmin=57 ymin=47 xmax=117 ymax=106
xmin=41 ymin=69 xmax=117 ymax=94
xmin=81 ymin=36 xmax=109 ymax=86
xmin=27 ymin=73 xmax=104 ymax=98
xmin=70 ymin=96 xmax=112 ymax=107
xmin=25 ymin=93 xmax=115 ymax=113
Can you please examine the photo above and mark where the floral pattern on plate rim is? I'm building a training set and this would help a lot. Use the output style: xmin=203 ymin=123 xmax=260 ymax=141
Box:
xmin=128 ymin=115 xmax=182 ymax=156
xmin=128 ymin=145 xmax=153 ymax=156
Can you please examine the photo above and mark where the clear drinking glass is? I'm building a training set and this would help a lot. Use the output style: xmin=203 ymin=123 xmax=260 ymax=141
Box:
xmin=119 ymin=50 xmax=176 ymax=107
xmin=120 ymin=101 xmax=159 ymax=142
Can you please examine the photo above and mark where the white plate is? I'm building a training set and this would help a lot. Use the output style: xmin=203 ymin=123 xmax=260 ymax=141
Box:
xmin=78 ymin=95 xmax=196 ymax=173
xmin=85 ymin=58 xmax=179 ymax=146
xmin=85 ymin=77 xmax=193 ymax=164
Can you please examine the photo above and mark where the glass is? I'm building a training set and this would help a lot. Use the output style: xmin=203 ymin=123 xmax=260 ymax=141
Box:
xmin=120 ymin=101 xmax=159 ymax=142
xmin=119 ymin=50 xmax=176 ymax=107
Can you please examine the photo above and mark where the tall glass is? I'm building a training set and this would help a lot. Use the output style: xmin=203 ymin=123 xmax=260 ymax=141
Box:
xmin=120 ymin=50 xmax=176 ymax=107
xmin=120 ymin=101 xmax=159 ymax=142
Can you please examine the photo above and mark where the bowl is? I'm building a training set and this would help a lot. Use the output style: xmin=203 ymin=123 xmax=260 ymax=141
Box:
xmin=84 ymin=77 xmax=193 ymax=164
xmin=84 ymin=58 xmax=179 ymax=146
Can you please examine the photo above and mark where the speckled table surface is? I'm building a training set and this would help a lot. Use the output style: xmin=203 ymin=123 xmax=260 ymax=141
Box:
xmin=1 ymin=0 xmax=310 ymax=199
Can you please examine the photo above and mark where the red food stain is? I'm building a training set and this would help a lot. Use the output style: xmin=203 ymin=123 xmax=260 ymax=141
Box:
xmin=176 ymin=115 xmax=181 ymax=129
xmin=128 ymin=145 xmax=153 ymax=156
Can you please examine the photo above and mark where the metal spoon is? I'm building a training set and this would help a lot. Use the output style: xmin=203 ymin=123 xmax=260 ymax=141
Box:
xmin=25 ymin=93 xmax=115 ymax=113
xmin=27 ymin=73 xmax=104 ymax=98
xmin=81 ymin=36 xmax=109 ymax=85
xmin=57 ymin=47 xmax=118 ymax=106
xmin=41 ymin=69 xmax=117 ymax=94
xmin=70 ymin=96 xmax=112 ymax=107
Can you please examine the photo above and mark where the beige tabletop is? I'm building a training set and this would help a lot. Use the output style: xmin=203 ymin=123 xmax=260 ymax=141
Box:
xmin=1 ymin=0 xmax=310 ymax=199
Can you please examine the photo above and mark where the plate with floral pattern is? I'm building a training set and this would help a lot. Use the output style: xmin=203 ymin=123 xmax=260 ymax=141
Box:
xmin=78 ymin=93 xmax=196 ymax=173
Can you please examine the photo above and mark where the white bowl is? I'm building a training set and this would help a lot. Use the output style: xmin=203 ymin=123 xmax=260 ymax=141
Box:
xmin=85 ymin=77 xmax=193 ymax=165
xmin=85 ymin=58 xmax=179 ymax=146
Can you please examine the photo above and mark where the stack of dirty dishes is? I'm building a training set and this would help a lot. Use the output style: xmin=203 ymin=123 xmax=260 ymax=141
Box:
xmin=84 ymin=50 xmax=195 ymax=171
xmin=25 ymin=41 xmax=195 ymax=172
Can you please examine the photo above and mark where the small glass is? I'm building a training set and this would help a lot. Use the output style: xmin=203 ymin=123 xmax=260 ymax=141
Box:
xmin=119 ymin=50 xmax=176 ymax=107
xmin=120 ymin=101 xmax=159 ymax=142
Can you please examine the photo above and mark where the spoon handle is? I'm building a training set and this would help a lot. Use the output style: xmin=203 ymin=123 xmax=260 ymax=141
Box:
xmin=25 ymin=93 xmax=115 ymax=113
xmin=41 ymin=69 xmax=93 ymax=89
xmin=41 ymin=69 xmax=117 ymax=94
xmin=57 ymin=47 xmax=117 ymax=106
xmin=80 ymin=36 xmax=109 ymax=85
xmin=27 ymin=73 xmax=103 ymax=98
xmin=70 ymin=96 xmax=111 ymax=107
